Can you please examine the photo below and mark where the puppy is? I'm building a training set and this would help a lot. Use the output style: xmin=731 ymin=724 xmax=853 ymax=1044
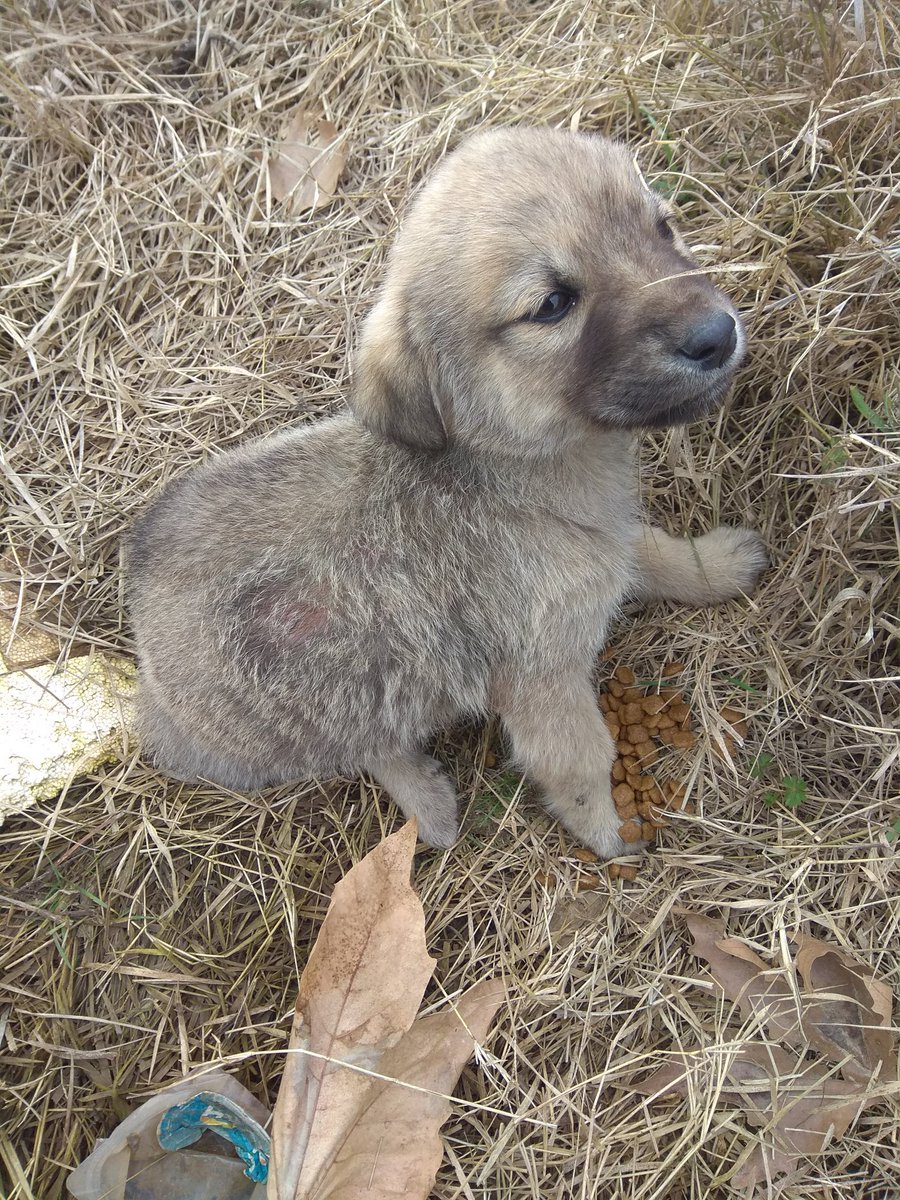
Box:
xmin=126 ymin=127 xmax=766 ymax=858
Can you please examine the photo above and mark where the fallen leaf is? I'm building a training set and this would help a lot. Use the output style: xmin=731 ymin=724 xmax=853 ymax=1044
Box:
xmin=792 ymin=932 xmax=894 ymax=1082
xmin=268 ymin=112 xmax=345 ymax=214
xmin=633 ymin=1044 xmax=878 ymax=1188
xmin=312 ymin=978 xmax=505 ymax=1200
xmin=268 ymin=821 xmax=504 ymax=1200
xmin=548 ymin=889 xmax=606 ymax=951
xmin=732 ymin=1051 xmax=875 ymax=1187
xmin=685 ymin=915 xmax=799 ymax=1044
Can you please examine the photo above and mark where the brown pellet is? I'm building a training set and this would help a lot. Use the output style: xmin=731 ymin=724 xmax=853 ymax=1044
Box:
xmin=599 ymin=693 xmax=611 ymax=712
xmin=576 ymin=873 xmax=600 ymax=892
xmin=574 ymin=847 xmax=598 ymax=863
xmin=619 ymin=864 xmax=638 ymax=881
xmin=635 ymin=774 xmax=656 ymax=793
xmin=617 ymin=739 xmax=634 ymax=756
xmin=618 ymin=819 xmax=642 ymax=842
xmin=612 ymin=758 xmax=626 ymax=783
xmin=622 ymin=701 xmax=644 ymax=725
xmin=605 ymin=719 xmax=621 ymax=741
xmin=633 ymin=741 xmax=658 ymax=765
xmin=609 ymin=680 xmax=624 ymax=698
xmin=641 ymin=821 xmax=656 ymax=842
xmin=670 ymin=729 xmax=697 ymax=750
xmin=669 ymin=700 xmax=690 ymax=723
xmin=617 ymin=800 xmax=638 ymax=819
xmin=662 ymin=661 xmax=686 ymax=677
xmin=622 ymin=686 xmax=644 ymax=704
xmin=641 ymin=694 xmax=668 ymax=715
xmin=614 ymin=665 xmax=636 ymax=686
xmin=612 ymin=783 xmax=635 ymax=806
xmin=622 ymin=755 xmax=638 ymax=771
xmin=607 ymin=863 xmax=621 ymax=879
xmin=626 ymin=724 xmax=650 ymax=744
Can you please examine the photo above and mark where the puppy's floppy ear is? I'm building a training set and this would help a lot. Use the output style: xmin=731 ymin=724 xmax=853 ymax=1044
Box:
xmin=350 ymin=297 xmax=448 ymax=452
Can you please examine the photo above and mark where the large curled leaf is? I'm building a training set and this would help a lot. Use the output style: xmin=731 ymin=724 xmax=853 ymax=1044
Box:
xmin=268 ymin=821 xmax=504 ymax=1200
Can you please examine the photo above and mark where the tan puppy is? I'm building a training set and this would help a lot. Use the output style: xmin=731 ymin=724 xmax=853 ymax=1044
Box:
xmin=127 ymin=127 xmax=766 ymax=858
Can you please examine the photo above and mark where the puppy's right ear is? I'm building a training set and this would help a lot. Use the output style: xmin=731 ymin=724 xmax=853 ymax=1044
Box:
xmin=350 ymin=298 xmax=448 ymax=452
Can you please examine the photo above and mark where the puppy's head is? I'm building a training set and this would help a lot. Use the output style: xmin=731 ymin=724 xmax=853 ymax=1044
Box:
xmin=351 ymin=127 xmax=745 ymax=455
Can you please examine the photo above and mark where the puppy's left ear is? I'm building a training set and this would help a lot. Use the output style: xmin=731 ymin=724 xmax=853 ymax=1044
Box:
xmin=350 ymin=298 xmax=448 ymax=452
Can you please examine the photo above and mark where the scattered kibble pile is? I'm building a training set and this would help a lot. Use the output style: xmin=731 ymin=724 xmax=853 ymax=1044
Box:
xmin=599 ymin=661 xmax=696 ymax=880
xmin=531 ymin=659 xmax=749 ymax=890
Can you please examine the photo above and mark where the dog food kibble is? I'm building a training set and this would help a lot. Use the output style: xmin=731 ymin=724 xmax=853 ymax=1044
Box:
xmin=661 ymin=661 xmax=686 ymax=678
xmin=618 ymin=819 xmax=643 ymax=843
xmin=576 ymin=873 xmax=600 ymax=892
xmin=594 ymin=657 xmax=744 ymax=879
xmin=612 ymin=782 xmax=635 ymax=806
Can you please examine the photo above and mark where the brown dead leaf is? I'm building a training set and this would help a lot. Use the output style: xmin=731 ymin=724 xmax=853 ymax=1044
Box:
xmin=548 ymin=889 xmax=606 ymax=951
xmin=268 ymin=821 xmax=504 ymax=1200
xmin=792 ymin=932 xmax=894 ymax=1082
xmin=685 ymin=915 xmax=799 ymax=1044
xmin=268 ymin=112 xmax=345 ymax=215
xmin=633 ymin=1044 xmax=877 ymax=1188
xmin=311 ymin=978 xmax=505 ymax=1200
xmin=732 ymin=1050 xmax=876 ymax=1187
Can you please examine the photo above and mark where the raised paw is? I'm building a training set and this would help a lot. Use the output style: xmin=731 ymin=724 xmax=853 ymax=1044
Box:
xmin=692 ymin=525 xmax=768 ymax=602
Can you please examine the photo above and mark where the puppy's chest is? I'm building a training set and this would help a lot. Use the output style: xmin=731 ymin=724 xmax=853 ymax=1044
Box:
xmin=505 ymin=510 xmax=638 ymax=636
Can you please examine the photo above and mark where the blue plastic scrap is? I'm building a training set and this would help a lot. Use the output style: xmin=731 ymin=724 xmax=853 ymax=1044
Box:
xmin=157 ymin=1091 xmax=271 ymax=1183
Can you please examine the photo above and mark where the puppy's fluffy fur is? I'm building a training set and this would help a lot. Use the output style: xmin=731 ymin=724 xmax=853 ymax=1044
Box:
xmin=127 ymin=127 xmax=766 ymax=857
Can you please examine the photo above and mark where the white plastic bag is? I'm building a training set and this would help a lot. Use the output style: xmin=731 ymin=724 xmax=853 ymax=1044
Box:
xmin=67 ymin=1069 xmax=269 ymax=1200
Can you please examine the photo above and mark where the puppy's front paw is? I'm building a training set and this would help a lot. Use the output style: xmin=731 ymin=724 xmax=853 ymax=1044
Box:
xmin=551 ymin=790 xmax=647 ymax=862
xmin=695 ymin=525 xmax=768 ymax=602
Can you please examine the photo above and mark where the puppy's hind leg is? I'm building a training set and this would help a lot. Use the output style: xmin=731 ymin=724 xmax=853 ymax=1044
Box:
xmin=632 ymin=524 xmax=767 ymax=607
xmin=367 ymin=752 xmax=460 ymax=849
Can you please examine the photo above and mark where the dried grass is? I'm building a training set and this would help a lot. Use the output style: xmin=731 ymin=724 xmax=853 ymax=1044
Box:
xmin=1 ymin=1 xmax=898 ymax=1197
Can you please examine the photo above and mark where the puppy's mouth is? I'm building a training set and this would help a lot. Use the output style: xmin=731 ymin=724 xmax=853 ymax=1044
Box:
xmin=635 ymin=370 xmax=736 ymax=429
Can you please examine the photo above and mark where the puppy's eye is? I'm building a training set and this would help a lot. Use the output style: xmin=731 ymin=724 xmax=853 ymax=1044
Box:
xmin=530 ymin=289 xmax=576 ymax=324
xmin=657 ymin=217 xmax=674 ymax=241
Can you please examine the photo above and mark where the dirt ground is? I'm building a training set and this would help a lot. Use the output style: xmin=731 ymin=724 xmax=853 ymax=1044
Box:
xmin=1 ymin=2 xmax=897 ymax=1197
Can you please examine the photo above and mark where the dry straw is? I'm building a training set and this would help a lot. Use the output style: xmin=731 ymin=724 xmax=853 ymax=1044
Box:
xmin=1 ymin=1 xmax=898 ymax=1197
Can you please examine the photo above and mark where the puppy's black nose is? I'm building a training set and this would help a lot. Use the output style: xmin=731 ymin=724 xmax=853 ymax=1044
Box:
xmin=677 ymin=311 xmax=737 ymax=370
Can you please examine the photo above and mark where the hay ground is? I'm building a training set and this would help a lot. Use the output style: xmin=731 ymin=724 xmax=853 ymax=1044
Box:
xmin=1 ymin=1 xmax=898 ymax=1197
